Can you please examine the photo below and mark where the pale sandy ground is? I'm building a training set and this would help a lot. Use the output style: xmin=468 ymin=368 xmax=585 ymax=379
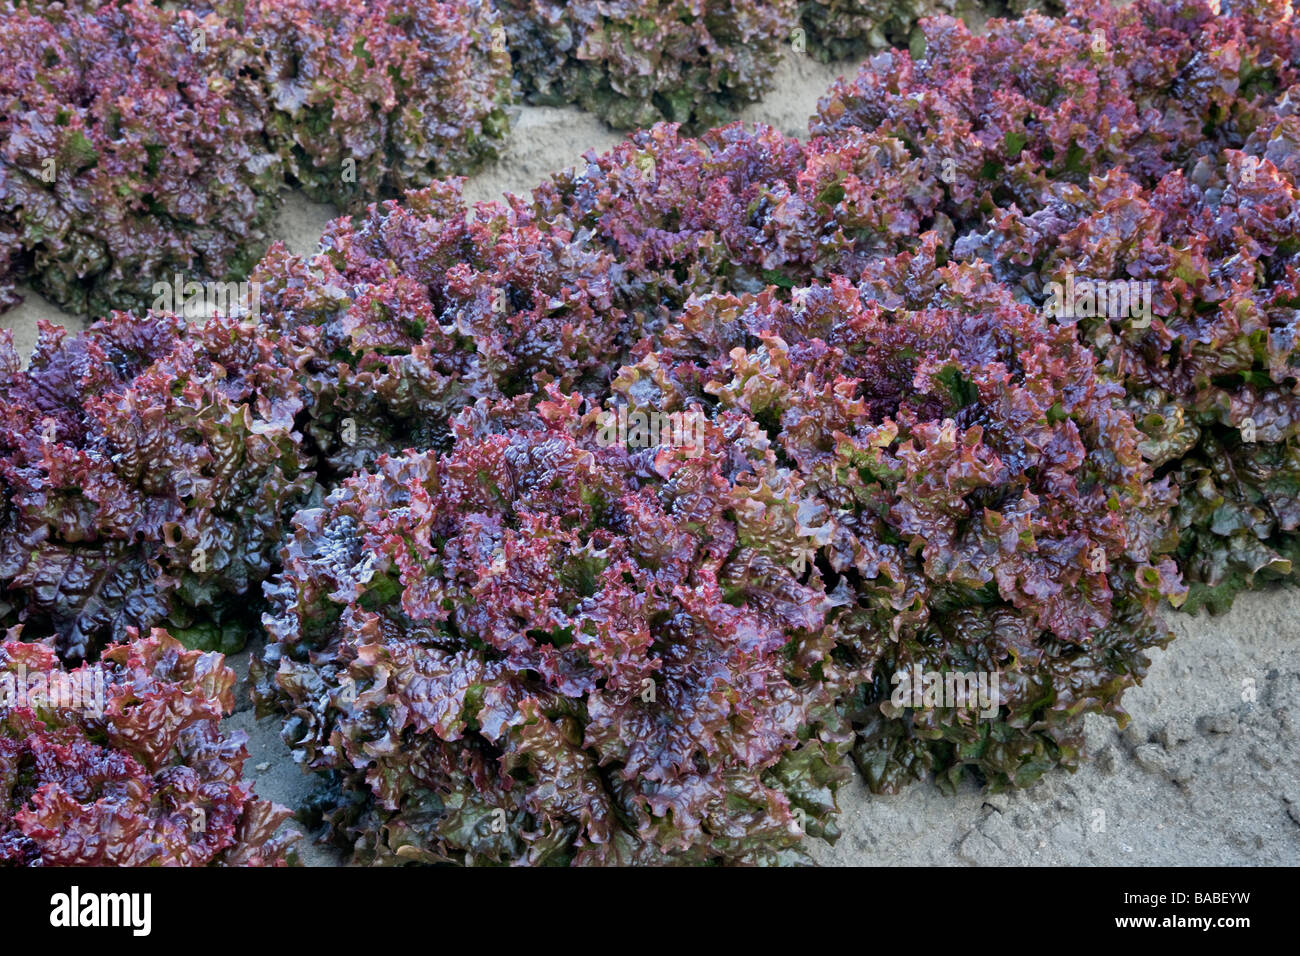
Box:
xmin=4 ymin=46 xmax=1297 ymax=867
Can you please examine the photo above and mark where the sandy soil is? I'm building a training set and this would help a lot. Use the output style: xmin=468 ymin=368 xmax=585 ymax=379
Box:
xmin=3 ymin=45 xmax=1297 ymax=866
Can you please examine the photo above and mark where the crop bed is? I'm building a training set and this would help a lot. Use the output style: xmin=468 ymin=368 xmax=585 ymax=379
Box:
xmin=2 ymin=0 xmax=1298 ymax=866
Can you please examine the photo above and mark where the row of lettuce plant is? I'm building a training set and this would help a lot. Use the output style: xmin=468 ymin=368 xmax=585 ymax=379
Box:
xmin=1 ymin=0 xmax=988 ymax=318
xmin=450 ymin=1 xmax=1039 ymax=129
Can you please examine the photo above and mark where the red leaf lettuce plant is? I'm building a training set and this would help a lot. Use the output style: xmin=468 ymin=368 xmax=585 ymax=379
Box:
xmin=211 ymin=0 xmax=513 ymax=211
xmin=0 ymin=628 xmax=293 ymax=866
xmin=611 ymin=262 xmax=1183 ymax=792
xmin=0 ymin=312 xmax=312 ymax=660
xmin=246 ymin=180 xmax=631 ymax=484
xmin=493 ymin=0 xmax=798 ymax=130
xmin=0 ymin=0 xmax=279 ymax=315
xmin=255 ymin=394 xmax=850 ymax=864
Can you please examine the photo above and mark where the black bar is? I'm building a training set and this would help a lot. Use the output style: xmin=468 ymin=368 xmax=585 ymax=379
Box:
xmin=1 ymin=866 xmax=1281 ymax=945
